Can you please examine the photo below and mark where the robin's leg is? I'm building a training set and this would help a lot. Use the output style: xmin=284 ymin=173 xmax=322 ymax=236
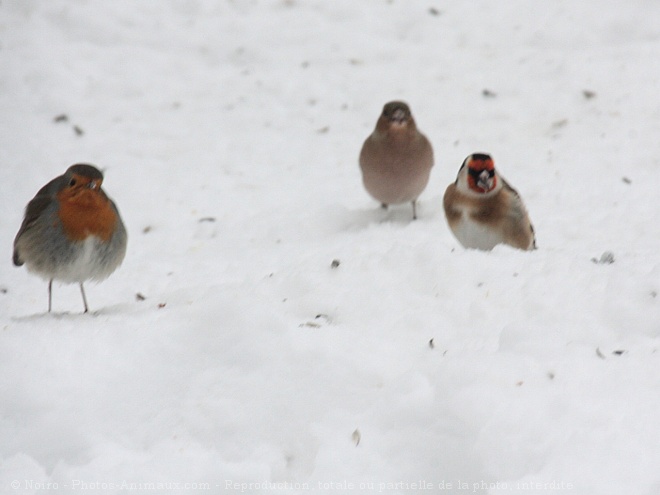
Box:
xmin=380 ymin=203 xmax=388 ymax=210
xmin=48 ymin=279 xmax=53 ymax=312
xmin=412 ymin=200 xmax=418 ymax=220
xmin=79 ymin=283 xmax=89 ymax=313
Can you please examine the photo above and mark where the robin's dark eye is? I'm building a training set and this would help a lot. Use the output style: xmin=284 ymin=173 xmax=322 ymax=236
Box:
xmin=69 ymin=178 xmax=77 ymax=187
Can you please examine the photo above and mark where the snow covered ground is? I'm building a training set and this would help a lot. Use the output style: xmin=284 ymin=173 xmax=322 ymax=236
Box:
xmin=1 ymin=1 xmax=659 ymax=494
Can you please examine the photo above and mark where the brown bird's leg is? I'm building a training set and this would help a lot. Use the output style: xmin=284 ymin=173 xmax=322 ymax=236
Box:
xmin=48 ymin=279 xmax=53 ymax=312
xmin=79 ymin=283 xmax=89 ymax=313
xmin=380 ymin=203 xmax=388 ymax=210
xmin=412 ymin=200 xmax=418 ymax=220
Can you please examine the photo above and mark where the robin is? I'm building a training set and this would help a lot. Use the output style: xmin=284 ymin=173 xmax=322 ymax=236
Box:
xmin=13 ymin=163 xmax=127 ymax=313
xmin=443 ymin=153 xmax=536 ymax=251
xmin=359 ymin=101 xmax=434 ymax=220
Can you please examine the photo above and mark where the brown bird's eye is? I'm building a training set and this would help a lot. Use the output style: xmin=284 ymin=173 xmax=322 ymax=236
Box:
xmin=69 ymin=178 xmax=77 ymax=186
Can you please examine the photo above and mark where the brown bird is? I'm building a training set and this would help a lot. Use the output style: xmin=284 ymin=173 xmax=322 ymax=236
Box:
xmin=443 ymin=153 xmax=535 ymax=251
xmin=359 ymin=101 xmax=434 ymax=219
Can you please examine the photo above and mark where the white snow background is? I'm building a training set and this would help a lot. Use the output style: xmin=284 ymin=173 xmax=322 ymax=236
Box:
xmin=0 ymin=1 xmax=659 ymax=494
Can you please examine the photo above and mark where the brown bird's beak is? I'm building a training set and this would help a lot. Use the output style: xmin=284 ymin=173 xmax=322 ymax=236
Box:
xmin=390 ymin=108 xmax=407 ymax=124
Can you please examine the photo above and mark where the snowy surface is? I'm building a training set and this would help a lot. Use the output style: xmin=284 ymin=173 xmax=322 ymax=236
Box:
xmin=1 ymin=1 xmax=659 ymax=494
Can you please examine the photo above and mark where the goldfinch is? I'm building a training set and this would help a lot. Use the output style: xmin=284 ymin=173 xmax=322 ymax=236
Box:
xmin=443 ymin=153 xmax=535 ymax=250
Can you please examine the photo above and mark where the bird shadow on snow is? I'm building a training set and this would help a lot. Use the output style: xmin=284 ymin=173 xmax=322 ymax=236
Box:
xmin=332 ymin=201 xmax=443 ymax=232
xmin=11 ymin=311 xmax=96 ymax=323
xmin=10 ymin=303 xmax=137 ymax=323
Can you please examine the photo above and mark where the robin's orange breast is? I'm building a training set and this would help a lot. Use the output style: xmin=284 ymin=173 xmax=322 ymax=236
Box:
xmin=56 ymin=188 xmax=118 ymax=242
